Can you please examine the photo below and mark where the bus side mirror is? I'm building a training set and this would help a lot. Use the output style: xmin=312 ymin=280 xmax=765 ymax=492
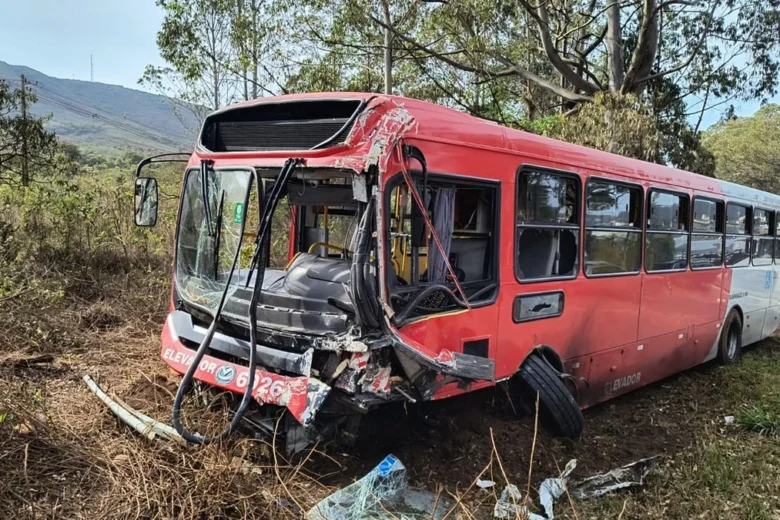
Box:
xmin=134 ymin=177 xmax=158 ymax=227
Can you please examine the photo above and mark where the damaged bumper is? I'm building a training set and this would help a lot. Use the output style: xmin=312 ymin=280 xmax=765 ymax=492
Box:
xmin=161 ymin=312 xmax=330 ymax=426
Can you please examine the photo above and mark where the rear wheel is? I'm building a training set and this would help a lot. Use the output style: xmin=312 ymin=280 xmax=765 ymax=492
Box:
xmin=718 ymin=310 xmax=742 ymax=365
xmin=515 ymin=353 xmax=584 ymax=439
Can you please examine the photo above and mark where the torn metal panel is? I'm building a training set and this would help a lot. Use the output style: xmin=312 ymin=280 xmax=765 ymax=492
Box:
xmin=333 ymin=97 xmax=418 ymax=175
xmin=391 ymin=337 xmax=496 ymax=382
xmin=569 ymin=456 xmax=661 ymax=500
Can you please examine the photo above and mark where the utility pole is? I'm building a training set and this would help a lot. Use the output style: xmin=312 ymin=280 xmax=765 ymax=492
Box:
xmin=90 ymin=54 xmax=94 ymax=82
xmin=381 ymin=0 xmax=393 ymax=95
xmin=19 ymin=75 xmax=29 ymax=187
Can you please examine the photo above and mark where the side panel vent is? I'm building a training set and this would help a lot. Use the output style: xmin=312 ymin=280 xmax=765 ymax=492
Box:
xmin=463 ymin=338 xmax=489 ymax=358
xmin=200 ymin=99 xmax=364 ymax=152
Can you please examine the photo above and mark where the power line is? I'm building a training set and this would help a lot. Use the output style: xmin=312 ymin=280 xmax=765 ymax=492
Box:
xmin=5 ymin=76 xmax=183 ymax=150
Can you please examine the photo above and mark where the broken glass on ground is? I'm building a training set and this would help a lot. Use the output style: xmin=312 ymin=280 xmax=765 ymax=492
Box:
xmin=306 ymin=454 xmax=453 ymax=520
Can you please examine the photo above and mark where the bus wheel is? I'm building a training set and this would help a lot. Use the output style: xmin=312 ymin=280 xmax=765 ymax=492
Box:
xmin=516 ymin=353 xmax=584 ymax=439
xmin=718 ymin=311 xmax=743 ymax=365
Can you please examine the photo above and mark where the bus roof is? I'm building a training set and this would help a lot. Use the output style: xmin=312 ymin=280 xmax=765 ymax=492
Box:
xmin=211 ymin=92 xmax=780 ymax=208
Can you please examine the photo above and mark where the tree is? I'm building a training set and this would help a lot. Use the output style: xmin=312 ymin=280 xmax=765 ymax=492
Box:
xmin=703 ymin=104 xmax=780 ymax=193
xmin=368 ymin=0 xmax=780 ymax=166
xmin=141 ymin=0 xmax=238 ymax=120
xmin=0 ymin=77 xmax=56 ymax=187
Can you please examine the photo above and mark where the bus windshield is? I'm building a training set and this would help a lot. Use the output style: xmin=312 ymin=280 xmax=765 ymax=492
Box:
xmin=175 ymin=168 xmax=254 ymax=314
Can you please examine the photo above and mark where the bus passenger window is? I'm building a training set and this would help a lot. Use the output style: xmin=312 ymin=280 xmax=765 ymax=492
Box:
xmin=646 ymin=191 xmax=689 ymax=272
xmin=691 ymin=197 xmax=724 ymax=269
xmin=725 ymin=203 xmax=750 ymax=267
xmin=775 ymin=212 xmax=780 ymax=264
xmin=516 ymin=170 xmax=579 ymax=280
xmin=584 ymin=179 xmax=642 ymax=276
xmin=752 ymin=208 xmax=774 ymax=266
xmin=387 ymin=175 xmax=498 ymax=321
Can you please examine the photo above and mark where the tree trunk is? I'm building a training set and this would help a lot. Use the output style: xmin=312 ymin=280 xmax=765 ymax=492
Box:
xmin=606 ymin=0 xmax=624 ymax=92
xmin=382 ymin=0 xmax=393 ymax=95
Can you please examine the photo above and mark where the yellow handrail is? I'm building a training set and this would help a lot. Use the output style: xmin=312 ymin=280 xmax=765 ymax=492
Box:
xmin=307 ymin=242 xmax=352 ymax=255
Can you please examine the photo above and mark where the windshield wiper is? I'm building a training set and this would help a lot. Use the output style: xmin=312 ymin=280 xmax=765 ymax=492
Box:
xmin=212 ymin=190 xmax=226 ymax=279
xmin=200 ymin=159 xmax=214 ymax=237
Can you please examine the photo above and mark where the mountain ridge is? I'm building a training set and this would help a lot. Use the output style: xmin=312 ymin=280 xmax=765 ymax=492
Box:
xmin=0 ymin=60 xmax=199 ymax=152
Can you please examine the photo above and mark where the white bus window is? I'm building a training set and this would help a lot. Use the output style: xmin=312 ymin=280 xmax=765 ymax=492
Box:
xmin=726 ymin=203 xmax=750 ymax=267
xmin=691 ymin=197 xmax=724 ymax=269
xmin=646 ymin=190 xmax=689 ymax=272
xmin=584 ymin=179 xmax=642 ymax=276
xmin=516 ymin=169 xmax=579 ymax=281
xmin=752 ymin=208 xmax=774 ymax=266
xmin=726 ymin=204 xmax=748 ymax=235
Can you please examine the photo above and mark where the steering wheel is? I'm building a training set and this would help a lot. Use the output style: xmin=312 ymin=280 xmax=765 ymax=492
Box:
xmin=307 ymin=242 xmax=354 ymax=257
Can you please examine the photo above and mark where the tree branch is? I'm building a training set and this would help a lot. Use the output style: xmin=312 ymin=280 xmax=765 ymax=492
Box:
xmin=519 ymin=0 xmax=600 ymax=95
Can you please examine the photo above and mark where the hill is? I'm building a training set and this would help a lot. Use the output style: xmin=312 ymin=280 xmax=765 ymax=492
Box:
xmin=0 ymin=61 xmax=199 ymax=152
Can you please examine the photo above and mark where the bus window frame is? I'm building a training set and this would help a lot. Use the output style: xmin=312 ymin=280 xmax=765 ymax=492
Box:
xmin=725 ymin=201 xmax=751 ymax=269
xmin=751 ymin=206 xmax=774 ymax=267
xmin=383 ymin=169 xmax=502 ymax=310
xmin=582 ymin=176 xmax=644 ymax=279
xmin=775 ymin=210 xmax=780 ymax=265
xmin=514 ymin=164 xmax=582 ymax=284
xmin=645 ymin=187 xmax=691 ymax=274
xmin=690 ymin=195 xmax=725 ymax=271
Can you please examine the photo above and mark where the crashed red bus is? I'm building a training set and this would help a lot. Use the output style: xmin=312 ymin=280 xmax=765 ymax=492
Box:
xmin=133 ymin=93 xmax=780 ymax=451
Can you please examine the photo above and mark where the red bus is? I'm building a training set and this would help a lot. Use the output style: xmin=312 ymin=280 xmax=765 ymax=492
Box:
xmin=134 ymin=93 xmax=779 ymax=450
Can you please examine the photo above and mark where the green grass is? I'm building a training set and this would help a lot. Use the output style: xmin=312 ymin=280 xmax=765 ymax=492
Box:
xmin=558 ymin=338 xmax=780 ymax=519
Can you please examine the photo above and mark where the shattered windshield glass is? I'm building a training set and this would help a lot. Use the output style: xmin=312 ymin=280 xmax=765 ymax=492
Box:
xmin=175 ymin=168 xmax=254 ymax=314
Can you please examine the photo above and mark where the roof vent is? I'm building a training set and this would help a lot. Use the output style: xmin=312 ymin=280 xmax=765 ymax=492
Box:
xmin=199 ymin=99 xmax=364 ymax=152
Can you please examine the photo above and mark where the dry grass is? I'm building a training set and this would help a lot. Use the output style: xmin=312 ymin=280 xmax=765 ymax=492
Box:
xmin=0 ymin=262 xmax=339 ymax=520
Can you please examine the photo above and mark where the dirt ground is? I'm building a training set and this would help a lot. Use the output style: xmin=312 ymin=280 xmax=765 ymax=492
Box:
xmin=0 ymin=269 xmax=774 ymax=519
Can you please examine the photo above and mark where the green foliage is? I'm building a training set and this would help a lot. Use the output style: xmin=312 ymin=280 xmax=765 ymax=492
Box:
xmin=739 ymin=406 xmax=780 ymax=436
xmin=545 ymin=93 xmax=660 ymax=162
xmin=703 ymin=104 xmax=780 ymax=193
xmin=0 ymin=77 xmax=57 ymax=186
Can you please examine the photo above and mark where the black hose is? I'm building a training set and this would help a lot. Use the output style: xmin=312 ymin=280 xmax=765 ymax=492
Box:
xmin=393 ymin=283 xmax=497 ymax=326
xmin=350 ymin=198 xmax=381 ymax=330
xmin=172 ymin=159 xmax=298 ymax=445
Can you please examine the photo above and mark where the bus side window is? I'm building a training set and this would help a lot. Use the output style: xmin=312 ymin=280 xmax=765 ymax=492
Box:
xmin=583 ymin=179 xmax=642 ymax=276
xmin=725 ymin=203 xmax=750 ymax=268
xmin=776 ymin=211 xmax=780 ymax=264
xmin=691 ymin=197 xmax=724 ymax=269
xmin=752 ymin=208 xmax=774 ymax=266
xmin=516 ymin=168 xmax=579 ymax=281
xmin=646 ymin=190 xmax=690 ymax=272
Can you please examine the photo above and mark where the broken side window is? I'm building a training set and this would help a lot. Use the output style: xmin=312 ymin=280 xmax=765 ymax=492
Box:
xmin=388 ymin=174 xmax=498 ymax=320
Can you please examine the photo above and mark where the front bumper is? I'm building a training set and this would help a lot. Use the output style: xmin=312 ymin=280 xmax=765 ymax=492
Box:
xmin=160 ymin=312 xmax=330 ymax=426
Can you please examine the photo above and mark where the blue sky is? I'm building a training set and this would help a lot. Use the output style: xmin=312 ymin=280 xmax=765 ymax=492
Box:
xmin=0 ymin=1 xmax=775 ymax=129
xmin=0 ymin=0 xmax=166 ymax=90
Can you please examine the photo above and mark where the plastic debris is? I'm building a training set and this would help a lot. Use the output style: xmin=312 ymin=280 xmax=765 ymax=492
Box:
xmin=307 ymin=454 xmax=453 ymax=519
xmin=493 ymin=484 xmax=531 ymax=519
xmin=569 ymin=456 xmax=661 ymax=500
xmin=538 ymin=459 xmax=577 ymax=518
xmin=494 ymin=460 xmax=577 ymax=520
xmin=476 ymin=478 xmax=496 ymax=489
xmin=724 ymin=415 xmax=736 ymax=425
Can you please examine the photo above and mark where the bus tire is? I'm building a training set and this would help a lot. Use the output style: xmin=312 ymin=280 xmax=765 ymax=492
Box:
xmin=516 ymin=353 xmax=584 ymax=439
xmin=718 ymin=310 xmax=742 ymax=365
